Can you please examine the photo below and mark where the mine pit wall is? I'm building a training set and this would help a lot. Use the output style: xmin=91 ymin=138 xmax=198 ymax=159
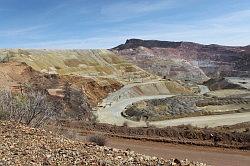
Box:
xmin=131 ymin=81 xmax=192 ymax=96
xmin=113 ymin=39 xmax=250 ymax=82
xmin=105 ymin=81 xmax=192 ymax=102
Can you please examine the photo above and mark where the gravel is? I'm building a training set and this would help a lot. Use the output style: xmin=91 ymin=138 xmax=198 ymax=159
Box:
xmin=0 ymin=121 xmax=207 ymax=166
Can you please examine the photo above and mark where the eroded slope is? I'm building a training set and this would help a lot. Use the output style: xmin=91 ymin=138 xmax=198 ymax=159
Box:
xmin=113 ymin=39 xmax=250 ymax=83
xmin=0 ymin=49 xmax=155 ymax=84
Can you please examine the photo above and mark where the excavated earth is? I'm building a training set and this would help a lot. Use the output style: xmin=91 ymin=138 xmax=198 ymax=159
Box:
xmin=0 ymin=61 xmax=124 ymax=122
xmin=0 ymin=49 xmax=155 ymax=84
xmin=0 ymin=46 xmax=249 ymax=165
xmin=112 ymin=39 xmax=250 ymax=83
xmin=0 ymin=121 xmax=206 ymax=166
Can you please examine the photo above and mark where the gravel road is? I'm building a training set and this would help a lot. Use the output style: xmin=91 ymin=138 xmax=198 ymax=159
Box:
xmin=96 ymin=80 xmax=250 ymax=127
xmin=96 ymin=93 xmax=250 ymax=127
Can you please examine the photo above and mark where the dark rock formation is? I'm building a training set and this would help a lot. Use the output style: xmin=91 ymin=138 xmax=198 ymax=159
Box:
xmin=114 ymin=39 xmax=183 ymax=50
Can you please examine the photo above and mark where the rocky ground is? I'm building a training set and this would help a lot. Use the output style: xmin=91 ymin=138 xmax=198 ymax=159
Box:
xmin=0 ymin=121 xmax=207 ymax=166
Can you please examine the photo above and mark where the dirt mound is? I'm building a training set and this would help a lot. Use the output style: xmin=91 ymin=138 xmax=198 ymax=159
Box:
xmin=0 ymin=61 xmax=35 ymax=89
xmin=0 ymin=121 xmax=205 ymax=166
xmin=204 ymin=77 xmax=246 ymax=90
xmin=104 ymin=81 xmax=193 ymax=103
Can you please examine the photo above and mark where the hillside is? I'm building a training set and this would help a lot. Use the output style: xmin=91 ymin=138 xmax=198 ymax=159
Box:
xmin=0 ymin=49 xmax=192 ymax=106
xmin=0 ymin=121 xmax=205 ymax=165
xmin=0 ymin=49 xmax=155 ymax=84
xmin=112 ymin=39 xmax=250 ymax=83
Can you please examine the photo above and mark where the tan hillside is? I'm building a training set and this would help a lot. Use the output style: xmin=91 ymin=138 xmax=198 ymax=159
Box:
xmin=0 ymin=49 xmax=193 ymax=104
xmin=0 ymin=49 xmax=155 ymax=84
xmin=0 ymin=61 xmax=122 ymax=106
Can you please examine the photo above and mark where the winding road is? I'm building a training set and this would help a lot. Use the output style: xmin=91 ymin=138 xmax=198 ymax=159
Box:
xmin=96 ymin=83 xmax=250 ymax=128
xmin=96 ymin=95 xmax=173 ymax=126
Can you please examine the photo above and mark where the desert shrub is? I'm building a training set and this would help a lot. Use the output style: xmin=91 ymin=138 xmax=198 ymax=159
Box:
xmin=123 ymin=121 xmax=128 ymax=127
xmin=0 ymin=55 xmax=10 ymax=63
xmin=0 ymin=51 xmax=15 ymax=63
xmin=0 ymin=110 xmax=10 ymax=120
xmin=0 ymin=89 xmax=55 ymax=127
xmin=87 ymin=135 xmax=106 ymax=146
xmin=90 ymin=114 xmax=98 ymax=124
xmin=63 ymin=83 xmax=92 ymax=120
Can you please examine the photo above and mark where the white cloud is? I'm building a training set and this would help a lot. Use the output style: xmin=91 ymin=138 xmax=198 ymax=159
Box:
xmin=0 ymin=24 xmax=50 ymax=37
xmin=15 ymin=37 xmax=118 ymax=49
xmin=98 ymin=9 xmax=250 ymax=46
xmin=208 ymin=9 xmax=250 ymax=24
xmin=100 ymin=0 xmax=176 ymax=21
xmin=3 ymin=5 xmax=250 ymax=48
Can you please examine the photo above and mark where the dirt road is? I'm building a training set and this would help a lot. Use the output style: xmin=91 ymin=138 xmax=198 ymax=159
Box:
xmin=96 ymin=81 xmax=250 ymax=127
xmin=96 ymin=92 xmax=250 ymax=127
xmin=96 ymin=95 xmax=173 ymax=126
xmin=151 ymin=112 xmax=250 ymax=128
xmin=107 ymin=137 xmax=250 ymax=166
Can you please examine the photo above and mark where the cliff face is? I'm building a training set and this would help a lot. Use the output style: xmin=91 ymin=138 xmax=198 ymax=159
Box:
xmin=114 ymin=39 xmax=183 ymax=49
xmin=113 ymin=39 xmax=250 ymax=83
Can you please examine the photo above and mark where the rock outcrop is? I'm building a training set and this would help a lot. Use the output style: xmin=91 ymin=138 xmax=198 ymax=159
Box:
xmin=112 ymin=39 xmax=250 ymax=83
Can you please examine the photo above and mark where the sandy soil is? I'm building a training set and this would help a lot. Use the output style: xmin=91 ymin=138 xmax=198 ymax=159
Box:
xmin=225 ymin=77 xmax=250 ymax=89
xmin=207 ymin=89 xmax=250 ymax=98
xmin=107 ymin=137 xmax=250 ymax=166
xmin=199 ymin=104 xmax=250 ymax=113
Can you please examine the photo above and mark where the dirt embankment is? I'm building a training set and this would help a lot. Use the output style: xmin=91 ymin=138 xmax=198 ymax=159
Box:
xmin=0 ymin=61 xmax=35 ymax=88
xmin=59 ymin=120 xmax=250 ymax=150
xmin=0 ymin=62 xmax=122 ymax=120
xmin=60 ymin=76 xmax=122 ymax=107
xmin=0 ymin=62 xmax=122 ymax=107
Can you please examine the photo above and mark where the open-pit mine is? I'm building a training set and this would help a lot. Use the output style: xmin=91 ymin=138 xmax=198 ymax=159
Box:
xmin=0 ymin=39 xmax=249 ymax=165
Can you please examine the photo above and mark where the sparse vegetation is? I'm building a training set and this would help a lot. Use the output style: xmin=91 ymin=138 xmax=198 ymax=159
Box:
xmin=0 ymin=53 xmax=12 ymax=63
xmin=0 ymin=89 xmax=56 ymax=127
xmin=87 ymin=135 xmax=107 ymax=146
xmin=122 ymin=121 xmax=128 ymax=127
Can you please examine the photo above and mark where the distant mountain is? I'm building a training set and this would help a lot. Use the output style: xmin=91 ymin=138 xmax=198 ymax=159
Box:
xmin=112 ymin=39 xmax=250 ymax=83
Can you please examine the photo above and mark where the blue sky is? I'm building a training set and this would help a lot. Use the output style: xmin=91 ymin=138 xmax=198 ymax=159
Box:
xmin=0 ymin=0 xmax=250 ymax=48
